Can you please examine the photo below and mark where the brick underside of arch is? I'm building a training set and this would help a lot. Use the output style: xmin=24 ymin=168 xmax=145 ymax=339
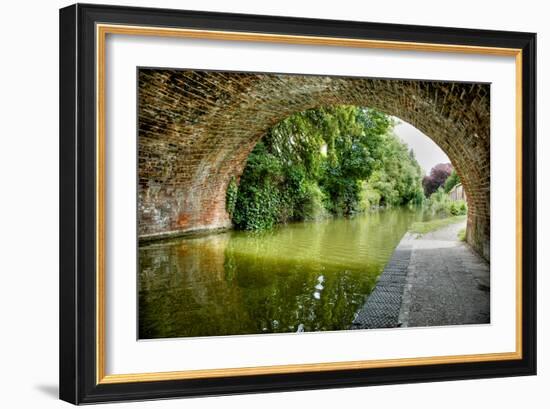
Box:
xmin=138 ymin=69 xmax=490 ymax=260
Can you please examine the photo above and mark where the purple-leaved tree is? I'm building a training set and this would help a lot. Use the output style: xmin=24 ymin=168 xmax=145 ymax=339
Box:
xmin=422 ymin=163 xmax=453 ymax=196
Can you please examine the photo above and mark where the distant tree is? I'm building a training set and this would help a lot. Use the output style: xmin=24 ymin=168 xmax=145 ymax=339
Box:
xmin=232 ymin=107 xmax=425 ymax=230
xmin=443 ymin=169 xmax=461 ymax=193
xmin=422 ymin=163 xmax=453 ymax=196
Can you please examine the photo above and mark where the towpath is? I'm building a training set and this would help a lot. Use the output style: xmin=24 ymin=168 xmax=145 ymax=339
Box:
xmin=352 ymin=221 xmax=490 ymax=329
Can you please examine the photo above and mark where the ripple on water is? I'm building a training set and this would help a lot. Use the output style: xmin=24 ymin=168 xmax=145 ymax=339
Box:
xmin=139 ymin=207 xmax=430 ymax=338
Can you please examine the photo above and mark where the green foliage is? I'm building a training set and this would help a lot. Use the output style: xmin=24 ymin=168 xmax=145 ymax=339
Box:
xmin=296 ymin=180 xmax=329 ymax=221
xmin=358 ymin=182 xmax=381 ymax=210
xmin=444 ymin=170 xmax=460 ymax=193
xmin=457 ymin=228 xmax=467 ymax=241
xmin=362 ymin=139 xmax=424 ymax=209
xmin=230 ymin=107 xmax=426 ymax=230
xmin=449 ymin=200 xmax=468 ymax=216
xmin=426 ymin=188 xmax=451 ymax=215
xmin=319 ymin=108 xmax=392 ymax=215
xmin=426 ymin=187 xmax=468 ymax=217
xmin=225 ymin=176 xmax=238 ymax=217
xmin=231 ymin=142 xmax=286 ymax=231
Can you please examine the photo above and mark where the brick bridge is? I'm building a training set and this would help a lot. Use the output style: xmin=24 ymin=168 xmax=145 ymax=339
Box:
xmin=138 ymin=69 xmax=490 ymax=260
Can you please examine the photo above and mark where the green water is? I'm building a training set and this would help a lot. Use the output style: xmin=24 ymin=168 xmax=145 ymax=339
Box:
xmin=139 ymin=207 xmax=434 ymax=339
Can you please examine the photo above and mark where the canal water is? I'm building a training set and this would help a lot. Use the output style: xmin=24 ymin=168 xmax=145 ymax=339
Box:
xmin=139 ymin=207 xmax=436 ymax=339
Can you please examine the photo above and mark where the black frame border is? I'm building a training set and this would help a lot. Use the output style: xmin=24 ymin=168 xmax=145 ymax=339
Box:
xmin=59 ymin=3 xmax=536 ymax=404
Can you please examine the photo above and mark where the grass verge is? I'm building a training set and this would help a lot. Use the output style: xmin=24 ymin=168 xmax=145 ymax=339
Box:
xmin=457 ymin=228 xmax=466 ymax=241
xmin=409 ymin=215 xmax=466 ymax=235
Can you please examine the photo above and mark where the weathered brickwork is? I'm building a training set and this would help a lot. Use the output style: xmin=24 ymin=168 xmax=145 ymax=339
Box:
xmin=138 ymin=69 xmax=491 ymax=260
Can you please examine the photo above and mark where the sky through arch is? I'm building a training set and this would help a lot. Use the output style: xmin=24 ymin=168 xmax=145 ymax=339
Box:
xmin=392 ymin=117 xmax=451 ymax=174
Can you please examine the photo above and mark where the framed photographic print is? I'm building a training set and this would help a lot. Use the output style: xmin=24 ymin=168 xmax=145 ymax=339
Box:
xmin=59 ymin=3 xmax=536 ymax=404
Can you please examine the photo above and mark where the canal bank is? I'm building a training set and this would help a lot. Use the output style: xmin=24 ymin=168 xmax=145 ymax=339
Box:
xmin=352 ymin=221 xmax=490 ymax=329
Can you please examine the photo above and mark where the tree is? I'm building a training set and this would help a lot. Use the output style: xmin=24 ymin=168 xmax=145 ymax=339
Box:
xmin=319 ymin=107 xmax=390 ymax=215
xmin=443 ymin=169 xmax=460 ymax=193
xmin=231 ymin=106 xmax=426 ymax=230
xmin=422 ymin=163 xmax=453 ymax=197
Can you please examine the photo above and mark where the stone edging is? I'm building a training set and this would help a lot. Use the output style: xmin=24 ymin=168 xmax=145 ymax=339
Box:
xmin=351 ymin=233 xmax=414 ymax=329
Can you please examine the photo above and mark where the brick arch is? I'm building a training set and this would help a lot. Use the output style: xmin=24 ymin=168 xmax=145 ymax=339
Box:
xmin=138 ymin=69 xmax=490 ymax=259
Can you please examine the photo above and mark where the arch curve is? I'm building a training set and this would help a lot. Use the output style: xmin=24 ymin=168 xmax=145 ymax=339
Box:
xmin=138 ymin=69 xmax=490 ymax=259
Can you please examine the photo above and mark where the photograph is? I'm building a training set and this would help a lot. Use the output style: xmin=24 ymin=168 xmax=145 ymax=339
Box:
xmin=1 ymin=0 xmax=544 ymax=405
xmin=54 ymin=3 xmax=537 ymax=404
xmin=137 ymin=68 xmax=491 ymax=339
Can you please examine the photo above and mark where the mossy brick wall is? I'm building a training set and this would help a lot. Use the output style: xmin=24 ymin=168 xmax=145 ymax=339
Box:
xmin=138 ymin=69 xmax=490 ymax=260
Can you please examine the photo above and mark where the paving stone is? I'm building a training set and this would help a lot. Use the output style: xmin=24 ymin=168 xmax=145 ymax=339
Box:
xmin=353 ymin=222 xmax=490 ymax=330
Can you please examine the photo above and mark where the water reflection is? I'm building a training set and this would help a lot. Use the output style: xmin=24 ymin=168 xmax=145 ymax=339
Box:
xmin=139 ymin=207 xmax=433 ymax=339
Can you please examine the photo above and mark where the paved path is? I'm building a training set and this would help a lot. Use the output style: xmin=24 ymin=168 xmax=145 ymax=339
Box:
xmin=352 ymin=221 xmax=490 ymax=329
xmin=399 ymin=221 xmax=490 ymax=327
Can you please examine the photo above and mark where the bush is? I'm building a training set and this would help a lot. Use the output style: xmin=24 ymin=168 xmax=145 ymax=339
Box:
xmin=427 ymin=188 xmax=451 ymax=215
xmin=426 ymin=188 xmax=468 ymax=217
xmin=295 ymin=181 xmax=328 ymax=221
xmin=449 ymin=200 xmax=467 ymax=216
xmin=359 ymin=182 xmax=381 ymax=210
xmin=231 ymin=142 xmax=286 ymax=230
xmin=232 ymin=183 xmax=283 ymax=230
